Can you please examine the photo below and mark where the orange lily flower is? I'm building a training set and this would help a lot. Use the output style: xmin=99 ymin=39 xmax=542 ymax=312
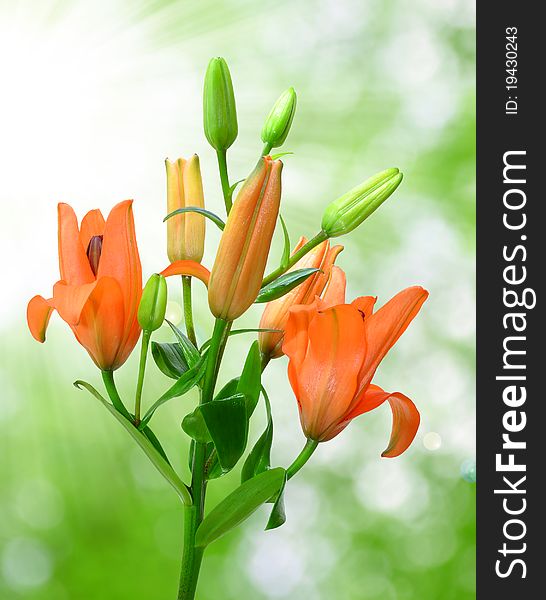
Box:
xmin=27 ymin=201 xmax=142 ymax=371
xmin=282 ymin=285 xmax=429 ymax=455
xmin=259 ymin=237 xmax=344 ymax=359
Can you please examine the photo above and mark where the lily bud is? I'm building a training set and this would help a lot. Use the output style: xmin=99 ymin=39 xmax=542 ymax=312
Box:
xmin=208 ymin=156 xmax=283 ymax=321
xmin=166 ymin=155 xmax=206 ymax=263
xmin=203 ymin=57 xmax=238 ymax=151
xmin=138 ymin=274 xmax=167 ymax=332
xmin=261 ymin=87 xmax=297 ymax=149
xmin=321 ymin=168 xmax=403 ymax=238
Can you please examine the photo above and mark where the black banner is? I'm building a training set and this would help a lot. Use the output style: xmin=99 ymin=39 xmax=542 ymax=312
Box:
xmin=477 ymin=1 xmax=543 ymax=596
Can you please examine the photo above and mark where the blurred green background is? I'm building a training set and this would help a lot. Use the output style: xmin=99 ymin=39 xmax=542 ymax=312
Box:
xmin=0 ymin=0 xmax=475 ymax=598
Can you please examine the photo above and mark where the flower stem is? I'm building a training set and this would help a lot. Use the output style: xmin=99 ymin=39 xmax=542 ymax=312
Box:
xmin=261 ymin=230 xmax=329 ymax=287
xmin=101 ymin=370 xmax=132 ymax=421
xmin=262 ymin=142 xmax=273 ymax=156
xmin=177 ymin=318 xmax=231 ymax=600
xmin=134 ymin=330 xmax=151 ymax=426
xmin=286 ymin=439 xmax=319 ymax=480
xmin=182 ymin=276 xmax=197 ymax=347
xmin=216 ymin=149 xmax=232 ymax=214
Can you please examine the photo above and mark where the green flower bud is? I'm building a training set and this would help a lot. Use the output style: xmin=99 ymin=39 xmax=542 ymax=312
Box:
xmin=261 ymin=87 xmax=297 ymax=149
xmin=138 ymin=274 xmax=167 ymax=332
xmin=321 ymin=168 xmax=403 ymax=238
xmin=203 ymin=57 xmax=238 ymax=151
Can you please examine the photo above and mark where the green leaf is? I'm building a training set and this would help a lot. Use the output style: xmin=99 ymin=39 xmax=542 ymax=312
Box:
xmin=241 ymin=386 xmax=273 ymax=483
xmin=270 ymin=151 xmax=294 ymax=160
xmin=195 ymin=468 xmax=286 ymax=547
xmin=200 ymin=393 xmax=248 ymax=472
xmin=181 ymin=407 xmax=212 ymax=444
xmin=265 ymin=473 xmax=287 ymax=530
xmin=279 ymin=214 xmax=291 ymax=270
xmin=74 ymin=380 xmax=191 ymax=506
xmin=229 ymin=178 xmax=245 ymax=199
xmin=166 ymin=320 xmax=201 ymax=368
xmin=238 ymin=341 xmax=262 ymax=417
xmin=139 ymin=356 xmax=206 ymax=429
xmin=151 ymin=341 xmax=189 ymax=379
xmin=256 ymin=268 xmax=320 ymax=303
xmin=142 ymin=425 xmax=172 ymax=465
xmin=164 ymin=206 xmax=225 ymax=231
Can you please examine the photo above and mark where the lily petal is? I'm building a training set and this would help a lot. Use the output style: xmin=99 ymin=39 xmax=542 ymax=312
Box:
xmin=79 ymin=208 xmax=105 ymax=251
xmin=98 ymin=200 xmax=142 ymax=342
xmin=52 ymin=280 xmax=98 ymax=326
xmin=381 ymin=391 xmax=420 ymax=458
xmin=27 ymin=295 xmax=54 ymax=342
xmin=320 ymin=265 xmax=347 ymax=307
xmin=296 ymin=303 xmax=366 ymax=440
xmin=161 ymin=260 xmax=211 ymax=286
xmin=73 ymin=276 xmax=127 ymax=370
xmin=58 ymin=203 xmax=94 ymax=285
xmin=355 ymin=286 xmax=428 ymax=395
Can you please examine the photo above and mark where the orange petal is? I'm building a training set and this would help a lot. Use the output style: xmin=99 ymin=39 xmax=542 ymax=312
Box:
xmin=282 ymin=302 xmax=317 ymax=369
xmin=97 ymin=200 xmax=142 ymax=344
xmin=72 ymin=276 xmax=127 ymax=370
xmin=58 ymin=203 xmax=94 ymax=285
xmin=355 ymin=286 xmax=428 ymax=395
xmin=320 ymin=265 xmax=347 ymax=307
xmin=27 ymin=295 xmax=54 ymax=342
xmin=351 ymin=295 xmax=377 ymax=319
xmin=382 ymin=391 xmax=420 ymax=457
xmin=79 ymin=209 xmax=105 ymax=251
xmin=294 ymin=304 xmax=366 ymax=440
xmin=161 ymin=260 xmax=211 ymax=286
xmin=52 ymin=280 xmax=98 ymax=326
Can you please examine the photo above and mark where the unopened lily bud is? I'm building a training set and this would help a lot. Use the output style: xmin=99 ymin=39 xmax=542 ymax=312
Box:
xmin=203 ymin=57 xmax=238 ymax=151
xmin=208 ymin=156 xmax=283 ymax=321
xmin=166 ymin=155 xmax=205 ymax=263
xmin=261 ymin=87 xmax=297 ymax=149
xmin=138 ymin=274 xmax=167 ymax=332
xmin=321 ymin=168 xmax=403 ymax=238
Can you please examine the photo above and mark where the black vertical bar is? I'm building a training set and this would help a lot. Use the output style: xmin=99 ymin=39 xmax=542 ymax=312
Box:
xmin=477 ymin=1 xmax=542 ymax=597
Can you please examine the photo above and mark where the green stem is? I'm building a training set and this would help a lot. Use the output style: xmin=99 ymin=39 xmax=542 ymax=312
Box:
xmin=286 ymin=439 xmax=319 ymax=480
xmin=182 ymin=276 xmax=197 ymax=347
xmin=262 ymin=142 xmax=273 ymax=156
xmin=101 ymin=370 xmax=132 ymax=421
xmin=177 ymin=318 xmax=232 ymax=600
xmin=134 ymin=330 xmax=151 ymax=426
xmin=261 ymin=230 xmax=329 ymax=287
xmin=216 ymin=149 xmax=232 ymax=214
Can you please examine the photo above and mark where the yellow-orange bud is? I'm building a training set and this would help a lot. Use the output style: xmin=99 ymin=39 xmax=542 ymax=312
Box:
xmin=166 ymin=155 xmax=206 ymax=263
xmin=259 ymin=238 xmax=344 ymax=359
xmin=208 ymin=156 xmax=283 ymax=321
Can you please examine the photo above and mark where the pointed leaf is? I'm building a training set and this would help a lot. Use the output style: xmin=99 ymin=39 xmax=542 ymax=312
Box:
xmin=238 ymin=341 xmax=262 ymax=417
xmin=166 ymin=320 xmax=201 ymax=368
xmin=195 ymin=468 xmax=286 ymax=547
xmin=165 ymin=206 xmax=225 ymax=231
xmin=256 ymin=268 xmax=320 ymax=303
xmin=182 ymin=407 xmax=212 ymax=444
xmin=139 ymin=356 xmax=206 ymax=428
xmin=152 ymin=341 xmax=189 ymax=379
xmin=74 ymin=380 xmax=191 ymax=505
xmin=279 ymin=214 xmax=291 ymax=270
xmin=200 ymin=393 xmax=248 ymax=472
xmin=265 ymin=474 xmax=287 ymax=530
xmin=241 ymin=386 xmax=273 ymax=483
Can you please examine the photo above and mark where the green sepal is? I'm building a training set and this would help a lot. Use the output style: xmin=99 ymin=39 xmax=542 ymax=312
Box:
xmin=265 ymin=473 xmax=287 ymax=530
xmin=151 ymin=341 xmax=189 ymax=379
xmin=74 ymin=380 xmax=191 ymax=506
xmin=164 ymin=206 xmax=225 ymax=231
xmin=195 ymin=468 xmax=286 ymax=547
xmin=256 ymin=268 xmax=320 ymax=303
